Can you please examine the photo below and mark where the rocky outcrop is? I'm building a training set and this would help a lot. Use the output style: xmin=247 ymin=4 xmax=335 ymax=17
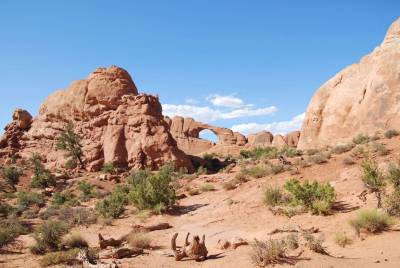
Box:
xmin=167 ymin=116 xmax=247 ymax=155
xmin=298 ymin=18 xmax=400 ymax=149
xmin=271 ymin=134 xmax=287 ymax=148
xmin=246 ymin=130 xmax=300 ymax=148
xmin=0 ymin=109 xmax=32 ymax=150
xmin=247 ymin=131 xmax=273 ymax=147
xmin=285 ymin=131 xmax=301 ymax=147
xmin=1 ymin=66 xmax=193 ymax=171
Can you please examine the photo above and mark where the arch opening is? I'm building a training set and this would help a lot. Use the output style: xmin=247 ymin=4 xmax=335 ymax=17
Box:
xmin=199 ymin=129 xmax=218 ymax=144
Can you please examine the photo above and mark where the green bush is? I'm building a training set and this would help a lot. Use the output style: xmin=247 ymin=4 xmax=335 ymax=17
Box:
xmin=385 ymin=190 xmax=400 ymax=216
xmin=331 ymin=144 xmax=354 ymax=154
xmin=101 ymin=162 xmax=116 ymax=174
xmin=95 ymin=191 xmax=127 ymax=219
xmin=200 ymin=183 xmax=215 ymax=192
xmin=353 ymin=133 xmax=370 ymax=145
xmin=128 ymin=165 xmax=176 ymax=211
xmin=52 ymin=191 xmax=80 ymax=207
xmin=39 ymin=248 xmax=79 ymax=267
xmin=387 ymin=162 xmax=400 ymax=189
xmin=32 ymin=220 xmax=69 ymax=253
xmin=334 ymin=233 xmax=353 ymax=248
xmin=263 ymin=186 xmax=284 ymax=207
xmin=349 ymin=209 xmax=394 ymax=235
xmin=1 ymin=165 xmax=23 ymax=191
xmin=30 ymin=154 xmax=56 ymax=189
xmin=361 ymin=159 xmax=385 ymax=207
xmin=56 ymin=122 xmax=84 ymax=168
xmin=241 ymin=165 xmax=269 ymax=178
xmin=279 ymin=146 xmax=303 ymax=158
xmin=0 ymin=202 xmax=14 ymax=217
xmin=384 ymin=129 xmax=399 ymax=139
xmin=17 ymin=191 xmax=45 ymax=208
xmin=240 ymin=147 xmax=278 ymax=160
xmin=0 ymin=217 xmax=29 ymax=248
xmin=127 ymin=169 xmax=151 ymax=185
xmin=77 ymin=181 xmax=95 ymax=200
xmin=284 ymin=178 xmax=336 ymax=215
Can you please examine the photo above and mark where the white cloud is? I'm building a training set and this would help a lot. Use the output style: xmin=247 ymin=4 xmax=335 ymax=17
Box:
xmin=231 ymin=113 xmax=305 ymax=135
xmin=207 ymin=94 xmax=244 ymax=108
xmin=162 ymin=104 xmax=277 ymax=123
xmin=185 ymin=98 xmax=198 ymax=104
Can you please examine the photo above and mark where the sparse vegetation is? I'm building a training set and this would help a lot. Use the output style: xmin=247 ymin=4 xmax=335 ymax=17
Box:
xmin=250 ymin=238 xmax=287 ymax=267
xmin=384 ymin=129 xmax=399 ymax=139
xmin=101 ymin=162 xmax=116 ymax=174
xmin=56 ymin=121 xmax=84 ymax=168
xmin=309 ymin=152 xmax=330 ymax=164
xmin=263 ymin=186 xmax=284 ymax=207
xmin=127 ymin=232 xmax=151 ymax=249
xmin=303 ymin=233 xmax=326 ymax=254
xmin=331 ymin=144 xmax=354 ymax=154
xmin=52 ymin=191 xmax=80 ymax=207
xmin=17 ymin=191 xmax=45 ymax=208
xmin=1 ymin=165 xmax=23 ymax=191
xmin=187 ymin=188 xmax=200 ymax=196
xmin=77 ymin=181 xmax=95 ymax=200
xmin=0 ymin=217 xmax=29 ymax=248
xmin=39 ymin=248 xmax=79 ymax=267
xmin=353 ymin=133 xmax=370 ymax=145
xmin=96 ymin=190 xmax=127 ymax=219
xmin=241 ymin=165 xmax=269 ymax=179
xmin=343 ymin=157 xmax=355 ymax=165
xmin=240 ymin=146 xmax=302 ymax=161
xmin=30 ymin=154 xmax=56 ymax=189
xmin=334 ymin=233 xmax=353 ymax=248
xmin=31 ymin=220 xmax=69 ymax=254
xmin=350 ymin=209 xmax=394 ymax=235
xmin=222 ymin=180 xmax=237 ymax=190
xmin=200 ymin=183 xmax=215 ymax=192
xmin=360 ymin=159 xmax=386 ymax=208
xmin=284 ymin=234 xmax=299 ymax=250
xmin=284 ymin=178 xmax=336 ymax=215
xmin=58 ymin=207 xmax=97 ymax=226
xmin=351 ymin=145 xmax=368 ymax=158
xmin=234 ymin=172 xmax=248 ymax=183
xmin=373 ymin=142 xmax=389 ymax=156
xmin=63 ymin=233 xmax=88 ymax=249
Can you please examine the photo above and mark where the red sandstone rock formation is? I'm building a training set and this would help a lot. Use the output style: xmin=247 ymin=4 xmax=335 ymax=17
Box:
xmin=0 ymin=66 xmax=193 ymax=171
xmin=298 ymin=17 xmax=400 ymax=149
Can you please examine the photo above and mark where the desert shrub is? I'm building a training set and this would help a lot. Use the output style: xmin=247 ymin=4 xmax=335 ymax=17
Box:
xmin=294 ymin=158 xmax=311 ymax=168
xmin=270 ymin=205 xmax=307 ymax=218
xmin=387 ymin=162 xmax=400 ymax=189
xmin=187 ymin=188 xmax=200 ymax=196
xmin=32 ymin=220 xmax=69 ymax=253
xmin=30 ymin=154 xmax=56 ymax=189
xmin=127 ymin=232 xmax=151 ymax=249
xmin=39 ymin=206 xmax=59 ymax=220
xmin=128 ymin=165 xmax=176 ymax=211
xmin=384 ymin=129 xmax=399 ymax=139
xmin=234 ymin=172 xmax=248 ymax=183
xmin=1 ymin=165 xmax=23 ymax=191
xmin=310 ymin=152 xmax=330 ymax=164
xmin=263 ymin=186 xmax=284 ymax=207
xmin=241 ymin=165 xmax=269 ymax=179
xmin=52 ymin=191 xmax=80 ymax=207
xmin=334 ymin=233 xmax=352 ymax=248
xmin=222 ymin=180 xmax=237 ymax=190
xmin=63 ymin=233 xmax=88 ymax=249
xmin=351 ymin=145 xmax=368 ymax=158
xmin=96 ymin=191 xmax=127 ymax=219
xmin=353 ymin=133 xmax=370 ymax=145
xmin=39 ymin=248 xmax=79 ymax=267
xmin=196 ymin=166 xmax=208 ymax=175
xmin=305 ymin=149 xmax=319 ymax=156
xmin=271 ymin=163 xmax=285 ymax=174
xmin=56 ymin=122 xmax=84 ymax=168
xmin=0 ymin=202 xmax=14 ymax=218
xmin=343 ymin=157 xmax=355 ymax=165
xmin=284 ymin=234 xmax=299 ymax=250
xmin=350 ymin=209 xmax=394 ymax=235
xmin=240 ymin=147 xmax=278 ymax=160
xmin=284 ymin=178 xmax=336 ymax=215
xmin=101 ymin=162 xmax=116 ymax=174
xmin=373 ymin=142 xmax=389 ymax=156
xmin=250 ymin=238 xmax=287 ymax=267
xmin=361 ymin=159 xmax=386 ymax=207
xmin=0 ymin=217 xmax=29 ymax=248
xmin=303 ymin=233 xmax=326 ymax=254
xmin=279 ymin=147 xmax=303 ymax=158
xmin=17 ymin=191 xmax=45 ymax=208
xmin=127 ymin=169 xmax=150 ymax=185
xmin=331 ymin=144 xmax=354 ymax=154
xmin=385 ymin=191 xmax=400 ymax=216
xmin=77 ymin=181 xmax=95 ymax=200
xmin=200 ymin=183 xmax=215 ymax=192
xmin=58 ymin=207 xmax=97 ymax=226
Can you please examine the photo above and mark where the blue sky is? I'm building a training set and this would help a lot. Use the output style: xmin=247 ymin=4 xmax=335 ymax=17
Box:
xmin=1 ymin=1 xmax=399 ymax=141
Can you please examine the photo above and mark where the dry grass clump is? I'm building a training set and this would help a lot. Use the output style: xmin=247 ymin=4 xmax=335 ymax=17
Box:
xmin=234 ymin=172 xmax=249 ymax=183
xmin=351 ymin=145 xmax=368 ymax=158
xmin=250 ymin=238 xmax=287 ymax=267
xmin=331 ymin=144 xmax=354 ymax=154
xmin=63 ymin=233 xmax=88 ymax=249
xmin=241 ymin=165 xmax=269 ymax=179
xmin=200 ymin=183 xmax=215 ymax=192
xmin=39 ymin=248 xmax=79 ymax=267
xmin=349 ymin=209 xmax=394 ymax=235
xmin=384 ymin=129 xmax=400 ymax=139
xmin=127 ymin=232 xmax=151 ymax=249
xmin=187 ymin=188 xmax=200 ymax=196
xmin=263 ymin=186 xmax=284 ymax=207
xmin=373 ymin=142 xmax=389 ymax=156
xmin=343 ymin=157 xmax=355 ymax=165
xmin=334 ymin=233 xmax=352 ymax=248
xmin=309 ymin=152 xmax=330 ymax=164
xmin=352 ymin=133 xmax=370 ymax=145
xmin=31 ymin=220 xmax=69 ymax=254
xmin=284 ymin=233 xmax=299 ymax=250
xmin=303 ymin=233 xmax=326 ymax=254
xmin=58 ymin=207 xmax=97 ymax=226
xmin=223 ymin=180 xmax=238 ymax=191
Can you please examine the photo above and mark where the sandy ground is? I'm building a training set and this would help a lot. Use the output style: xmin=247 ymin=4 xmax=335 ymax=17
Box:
xmin=2 ymin=137 xmax=400 ymax=267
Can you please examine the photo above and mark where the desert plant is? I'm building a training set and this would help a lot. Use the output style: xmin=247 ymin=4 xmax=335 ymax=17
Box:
xmin=385 ymin=190 xmax=400 ymax=216
xmin=384 ymin=129 xmax=399 ymax=139
xmin=343 ymin=157 xmax=355 ymax=165
xmin=17 ymin=191 xmax=45 ymax=208
xmin=309 ymin=152 xmax=330 ymax=164
xmin=0 ymin=202 xmax=14 ymax=218
xmin=350 ymin=210 xmax=394 ymax=235
xmin=240 ymin=147 xmax=279 ymax=160
xmin=284 ymin=178 xmax=336 ymax=215
xmin=39 ymin=248 xmax=80 ymax=267
xmin=30 ymin=154 xmax=56 ymax=189
xmin=63 ymin=233 xmax=88 ymax=249
xmin=128 ymin=165 xmax=176 ymax=211
xmin=234 ymin=172 xmax=248 ymax=183
xmin=334 ymin=233 xmax=352 ymax=248
xmin=271 ymin=163 xmax=285 ymax=174
xmin=331 ymin=144 xmax=354 ymax=154
xmin=284 ymin=233 xmax=299 ymax=250
xmin=52 ymin=191 xmax=80 ymax=207
xmin=303 ymin=233 xmax=326 ymax=254
xmin=32 ymin=220 xmax=69 ymax=253
xmin=241 ymin=165 xmax=269 ymax=179
xmin=351 ymin=145 xmax=368 ymax=158
xmin=387 ymin=162 xmax=400 ymax=189
xmin=58 ymin=207 xmax=97 ymax=226
xmin=263 ymin=186 xmax=284 ymax=207
xmin=187 ymin=188 xmax=200 ymax=196
xmin=1 ymin=165 xmax=23 ymax=191
xmin=101 ymin=162 xmax=116 ymax=174
xmin=0 ymin=217 xmax=29 ymax=248
xmin=200 ymin=183 xmax=215 ymax=192
xmin=360 ymin=159 xmax=386 ymax=208
xmin=373 ymin=142 xmax=389 ymax=156
xmin=96 ymin=191 xmax=127 ymax=219
xmin=353 ymin=133 xmax=370 ymax=145
xmin=127 ymin=232 xmax=151 ymax=249
xmin=222 ymin=180 xmax=237 ymax=190
xmin=56 ymin=122 xmax=84 ymax=168
xmin=250 ymin=238 xmax=287 ymax=267
xmin=77 ymin=181 xmax=95 ymax=200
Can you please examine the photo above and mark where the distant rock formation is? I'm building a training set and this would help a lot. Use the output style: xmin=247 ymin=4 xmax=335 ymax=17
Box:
xmin=166 ymin=116 xmax=247 ymax=155
xmin=298 ymin=17 xmax=400 ymax=149
xmin=0 ymin=66 xmax=193 ymax=171
xmin=246 ymin=130 xmax=300 ymax=149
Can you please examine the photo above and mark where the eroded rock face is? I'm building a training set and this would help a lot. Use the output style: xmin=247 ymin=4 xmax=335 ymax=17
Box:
xmin=167 ymin=116 xmax=247 ymax=155
xmin=1 ymin=66 xmax=192 ymax=171
xmin=298 ymin=18 xmax=400 ymax=149
xmin=247 ymin=131 xmax=274 ymax=147
xmin=0 ymin=109 xmax=32 ymax=150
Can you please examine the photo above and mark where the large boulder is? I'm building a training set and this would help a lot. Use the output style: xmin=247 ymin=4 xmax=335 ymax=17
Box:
xmin=1 ymin=66 xmax=192 ymax=171
xmin=247 ymin=131 xmax=273 ymax=147
xmin=298 ymin=18 xmax=400 ymax=149
xmin=0 ymin=109 xmax=32 ymax=149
